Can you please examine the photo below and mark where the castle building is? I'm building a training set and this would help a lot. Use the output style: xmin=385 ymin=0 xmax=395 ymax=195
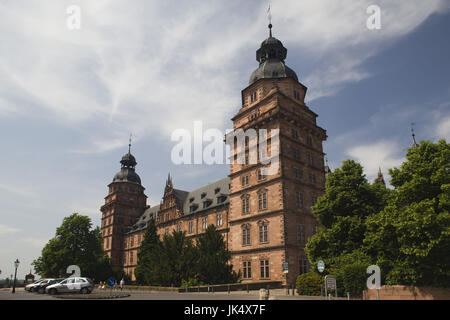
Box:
xmin=101 ymin=24 xmax=327 ymax=286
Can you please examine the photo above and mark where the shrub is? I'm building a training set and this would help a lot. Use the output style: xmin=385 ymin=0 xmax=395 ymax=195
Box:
xmin=296 ymin=272 xmax=323 ymax=296
xmin=334 ymin=262 xmax=368 ymax=297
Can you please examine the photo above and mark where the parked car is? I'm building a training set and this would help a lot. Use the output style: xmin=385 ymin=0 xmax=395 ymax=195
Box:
xmin=35 ymin=278 xmax=65 ymax=294
xmin=25 ymin=279 xmax=46 ymax=292
xmin=46 ymin=277 xmax=93 ymax=295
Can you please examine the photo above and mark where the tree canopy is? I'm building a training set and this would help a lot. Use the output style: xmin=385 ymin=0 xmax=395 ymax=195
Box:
xmin=33 ymin=213 xmax=112 ymax=280
xmin=305 ymin=140 xmax=450 ymax=288
xmin=135 ymin=224 xmax=238 ymax=286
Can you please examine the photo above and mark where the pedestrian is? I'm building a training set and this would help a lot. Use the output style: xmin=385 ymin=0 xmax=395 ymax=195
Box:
xmin=120 ymin=278 xmax=125 ymax=291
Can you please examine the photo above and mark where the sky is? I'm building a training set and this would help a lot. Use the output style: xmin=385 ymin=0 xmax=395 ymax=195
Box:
xmin=0 ymin=0 xmax=449 ymax=279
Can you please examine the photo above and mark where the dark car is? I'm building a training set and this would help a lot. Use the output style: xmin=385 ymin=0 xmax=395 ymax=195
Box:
xmin=35 ymin=278 xmax=65 ymax=294
xmin=25 ymin=280 xmax=45 ymax=292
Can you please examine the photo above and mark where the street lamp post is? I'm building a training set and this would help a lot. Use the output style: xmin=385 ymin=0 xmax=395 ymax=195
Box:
xmin=12 ymin=259 xmax=20 ymax=294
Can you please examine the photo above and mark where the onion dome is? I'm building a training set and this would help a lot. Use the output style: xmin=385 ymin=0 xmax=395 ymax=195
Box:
xmin=249 ymin=24 xmax=298 ymax=85
xmin=112 ymin=138 xmax=141 ymax=184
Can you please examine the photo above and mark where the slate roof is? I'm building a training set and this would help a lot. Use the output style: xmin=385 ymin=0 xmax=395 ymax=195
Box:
xmin=125 ymin=177 xmax=230 ymax=234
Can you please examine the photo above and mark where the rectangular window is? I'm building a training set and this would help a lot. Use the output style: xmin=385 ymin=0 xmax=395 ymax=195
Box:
xmin=296 ymin=191 xmax=304 ymax=208
xmin=294 ymin=167 xmax=302 ymax=180
xmin=307 ymin=153 xmax=314 ymax=165
xmin=258 ymin=168 xmax=267 ymax=180
xmin=202 ymin=217 xmax=208 ymax=230
xmin=260 ymin=260 xmax=270 ymax=279
xmin=299 ymin=256 xmax=308 ymax=275
xmin=242 ymin=228 xmax=251 ymax=245
xmin=242 ymin=196 xmax=250 ymax=214
xmin=188 ymin=221 xmax=193 ymax=234
xmin=242 ymin=175 xmax=249 ymax=186
xmin=297 ymin=225 xmax=305 ymax=243
xmin=130 ymin=236 xmax=134 ymax=247
xmin=293 ymin=148 xmax=300 ymax=160
xmin=217 ymin=213 xmax=223 ymax=227
xmin=259 ymin=225 xmax=268 ymax=243
xmin=258 ymin=192 xmax=267 ymax=210
xmin=243 ymin=261 xmax=252 ymax=279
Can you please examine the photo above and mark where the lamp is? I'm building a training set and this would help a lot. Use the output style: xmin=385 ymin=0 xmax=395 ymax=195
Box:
xmin=12 ymin=259 xmax=19 ymax=294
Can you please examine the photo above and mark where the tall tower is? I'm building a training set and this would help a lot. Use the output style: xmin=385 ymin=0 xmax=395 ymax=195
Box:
xmin=228 ymin=24 xmax=327 ymax=286
xmin=100 ymin=145 xmax=148 ymax=267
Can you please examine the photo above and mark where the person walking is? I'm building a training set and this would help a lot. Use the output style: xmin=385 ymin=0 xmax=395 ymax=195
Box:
xmin=120 ymin=278 xmax=125 ymax=291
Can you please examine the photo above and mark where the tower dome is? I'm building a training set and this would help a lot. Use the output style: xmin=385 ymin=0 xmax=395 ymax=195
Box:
xmin=249 ymin=24 xmax=298 ymax=85
xmin=112 ymin=141 xmax=141 ymax=184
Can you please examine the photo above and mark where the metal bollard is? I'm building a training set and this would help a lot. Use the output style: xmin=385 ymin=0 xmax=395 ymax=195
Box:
xmin=228 ymin=284 xmax=230 ymax=294
xmin=292 ymin=284 xmax=295 ymax=296
xmin=363 ymin=290 xmax=366 ymax=300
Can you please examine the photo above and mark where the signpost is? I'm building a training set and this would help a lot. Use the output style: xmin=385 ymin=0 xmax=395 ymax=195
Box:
xmin=107 ymin=277 xmax=116 ymax=296
xmin=317 ymin=260 xmax=325 ymax=273
xmin=324 ymin=275 xmax=337 ymax=299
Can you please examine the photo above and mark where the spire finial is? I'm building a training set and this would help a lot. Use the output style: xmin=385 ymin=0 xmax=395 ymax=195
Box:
xmin=267 ymin=4 xmax=272 ymax=37
xmin=128 ymin=133 xmax=132 ymax=153
xmin=411 ymin=123 xmax=418 ymax=147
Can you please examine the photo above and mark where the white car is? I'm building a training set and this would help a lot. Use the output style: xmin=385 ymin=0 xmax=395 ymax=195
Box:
xmin=45 ymin=277 xmax=93 ymax=295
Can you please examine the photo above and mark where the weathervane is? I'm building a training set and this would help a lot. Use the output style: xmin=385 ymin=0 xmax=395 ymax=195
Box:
xmin=411 ymin=123 xmax=418 ymax=147
xmin=267 ymin=4 xmax=273 ymax=37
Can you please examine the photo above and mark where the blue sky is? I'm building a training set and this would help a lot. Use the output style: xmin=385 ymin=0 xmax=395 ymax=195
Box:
xmin=0 ymin=0 xmax=449 ymax=279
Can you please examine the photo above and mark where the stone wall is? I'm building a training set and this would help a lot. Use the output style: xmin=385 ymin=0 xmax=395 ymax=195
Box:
xmin=365 ymin=285 xmax=450 ymax=300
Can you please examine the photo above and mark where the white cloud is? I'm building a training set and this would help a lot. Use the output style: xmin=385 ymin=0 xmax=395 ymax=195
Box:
xmin=20 ymin=237 xmax=49 ymax=249
xmin=0 ymin=224 xmax=20 ymax=235
xmin=0 ymin=0 xmax=447 ymax=154
xmin=346 ymin=140 xmax=404 ymax=182
xmin=435 ymin=116 xmax=450 ymax=139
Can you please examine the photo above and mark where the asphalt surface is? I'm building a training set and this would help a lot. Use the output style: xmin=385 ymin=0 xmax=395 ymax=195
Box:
xmin=0 ymin=288 xmax=334 ymax=300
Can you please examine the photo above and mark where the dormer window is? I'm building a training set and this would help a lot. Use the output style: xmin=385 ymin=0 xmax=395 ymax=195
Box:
xmin=190 ymin=204 xmax=198 ymax=213
xmin=250 ymin=92 xmax=257 ymax=103
xmin=203 ymin=200 xmax=212 ymax=209
xmin=201 ymin=192 xmax=207 ymax=199
xmin=189 ymin=197 xmax=195 ymax=203
xmin=214 ymin=188 xmax=220 ymax=194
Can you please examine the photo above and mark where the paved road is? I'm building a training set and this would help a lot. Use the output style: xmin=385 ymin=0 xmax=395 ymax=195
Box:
xmin=0 ymin=288 xmax=333 ymax=300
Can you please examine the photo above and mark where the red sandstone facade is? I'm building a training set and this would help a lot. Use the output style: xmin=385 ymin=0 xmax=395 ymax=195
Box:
xmin=100 ymin=27 xmax=327 ymax=286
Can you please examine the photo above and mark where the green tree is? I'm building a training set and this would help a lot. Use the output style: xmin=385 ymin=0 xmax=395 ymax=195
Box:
xmin=158 ymin=230 xmax=198 ymax=286
xmin=32 ymin=213 xmax=112 ymax=279
xmin=134 ymin=219 xmax=162 ymax=285
xmin=195 ymin=225 xmax=239 ymax=285
xmin=364 ymin=140 xmax=450 ymax=287
xmin=306 ymin=160 xmax=390 ymax=262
